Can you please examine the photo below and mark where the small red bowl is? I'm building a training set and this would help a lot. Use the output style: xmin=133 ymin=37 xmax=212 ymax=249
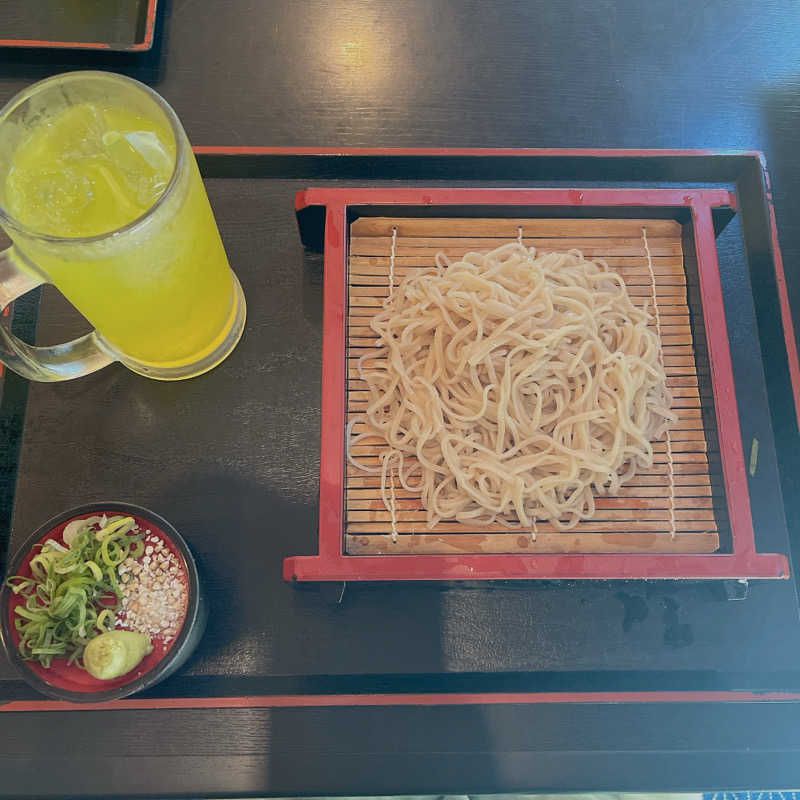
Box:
xmin=0 ymin=503 xmax=206 ymax=702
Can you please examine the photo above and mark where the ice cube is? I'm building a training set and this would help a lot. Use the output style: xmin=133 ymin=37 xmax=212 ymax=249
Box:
xmin=100 ymin=129 xmax=171 ymax=209
xmin=123 ymin=130 xmax=173 ymax=175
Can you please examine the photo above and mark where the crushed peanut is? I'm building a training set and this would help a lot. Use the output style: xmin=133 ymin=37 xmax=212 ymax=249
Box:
xmin=117 ymin=531 xmax=188 ymax=644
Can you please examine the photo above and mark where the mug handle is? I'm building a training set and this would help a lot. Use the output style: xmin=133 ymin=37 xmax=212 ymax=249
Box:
xmin=0 ymin=246 xmax=114 ymax=381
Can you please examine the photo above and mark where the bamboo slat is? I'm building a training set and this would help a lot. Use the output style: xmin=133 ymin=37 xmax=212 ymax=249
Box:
xmin=349 ymin=217 xmax=683 ymax=237
xmin=343 ymin=217 xmax=720 ymax=555
xmin=350 ymin=238 xmax=684 ymax=257
xmin=345 ymin=532 xmax=720 ymax=555
xmin=346 ymin=484 xmax=715 ymax=499
xmin=344 ymin=472 xmax=715 ymax=489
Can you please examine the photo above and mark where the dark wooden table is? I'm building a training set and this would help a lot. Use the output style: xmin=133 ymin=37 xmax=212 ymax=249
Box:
xmin=2 ymin=1 xmax=800 ymax=797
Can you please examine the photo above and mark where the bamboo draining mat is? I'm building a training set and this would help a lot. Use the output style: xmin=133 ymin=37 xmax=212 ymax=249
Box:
xmin=345 ymin=217 xmax=720 ymax=556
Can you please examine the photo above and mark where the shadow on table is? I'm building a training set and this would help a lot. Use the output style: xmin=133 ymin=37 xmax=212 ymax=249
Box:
xmin=141 ymin=466 xmax=499 ymax=791
xmin=143 ymin=467 xmax=461 ymax=688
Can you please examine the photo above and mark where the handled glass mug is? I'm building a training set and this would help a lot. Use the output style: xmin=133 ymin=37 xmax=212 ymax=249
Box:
xmin=0 ymin=71 xmax=246 ymax=381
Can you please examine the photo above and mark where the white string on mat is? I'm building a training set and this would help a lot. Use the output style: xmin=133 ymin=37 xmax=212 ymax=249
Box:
xmin=389 ymin=463 xmax=398 ymax=543
xmin=642 ymin=225 xmax=677 ymax=539
xmin=388 ymin=228 xmax=399 ymax=541
xmin=388 ymin=225 xmax=398 ymax=298
xmin=518 ymin=226 xmax=540 ymax=542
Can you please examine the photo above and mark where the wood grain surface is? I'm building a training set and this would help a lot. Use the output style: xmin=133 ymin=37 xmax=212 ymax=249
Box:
xmin=1 ymin=0 xmax=800 ymax=796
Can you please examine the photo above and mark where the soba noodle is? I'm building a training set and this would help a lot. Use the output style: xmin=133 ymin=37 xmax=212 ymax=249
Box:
xmin=348 ymin=242 xmax=676 ymax=532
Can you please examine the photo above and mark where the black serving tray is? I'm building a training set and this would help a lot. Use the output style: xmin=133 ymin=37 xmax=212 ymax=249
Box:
xmin=1 ymin=149 xmax=799 ymax=710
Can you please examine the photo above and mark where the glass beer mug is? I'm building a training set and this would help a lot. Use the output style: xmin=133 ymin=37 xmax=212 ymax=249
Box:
xmin=0 ymin=71 xmax=246 ymax=381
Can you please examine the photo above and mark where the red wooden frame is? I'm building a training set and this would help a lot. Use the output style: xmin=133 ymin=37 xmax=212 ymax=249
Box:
xmin=284 ymin=186 xmax=790 ymax=582
xmin=0 ymin=0 xmax=158 ymax=51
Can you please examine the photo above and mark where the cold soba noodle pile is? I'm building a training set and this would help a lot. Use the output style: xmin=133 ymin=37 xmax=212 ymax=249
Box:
xmin=348 ymin=242 xmax=676 ymax=535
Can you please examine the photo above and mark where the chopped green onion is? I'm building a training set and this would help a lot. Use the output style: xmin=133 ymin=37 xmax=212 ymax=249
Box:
xmin=95 ymin=516 xmax=134 ymax=541
xmin=6 ymin=577 xmax=34 ymax=594
xmin=96 ymin=608 xmax=114 ymax=632
xmin=4 ymin=516 xmax=143 ymax=668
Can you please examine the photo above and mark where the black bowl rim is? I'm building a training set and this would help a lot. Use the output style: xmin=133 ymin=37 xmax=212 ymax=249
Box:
xmin=0 ymin=502 xmax=201 ymax=703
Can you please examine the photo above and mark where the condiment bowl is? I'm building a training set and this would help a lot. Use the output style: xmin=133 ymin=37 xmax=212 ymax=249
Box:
xmin=0 ymin=502 xmax=206 ymax=702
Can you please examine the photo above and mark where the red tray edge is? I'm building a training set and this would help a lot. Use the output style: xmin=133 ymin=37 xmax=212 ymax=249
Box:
xmin=4 ymin=688 xmax=800 ymax=713
xmin=1 ymin=148 xmax=797 ymax=711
